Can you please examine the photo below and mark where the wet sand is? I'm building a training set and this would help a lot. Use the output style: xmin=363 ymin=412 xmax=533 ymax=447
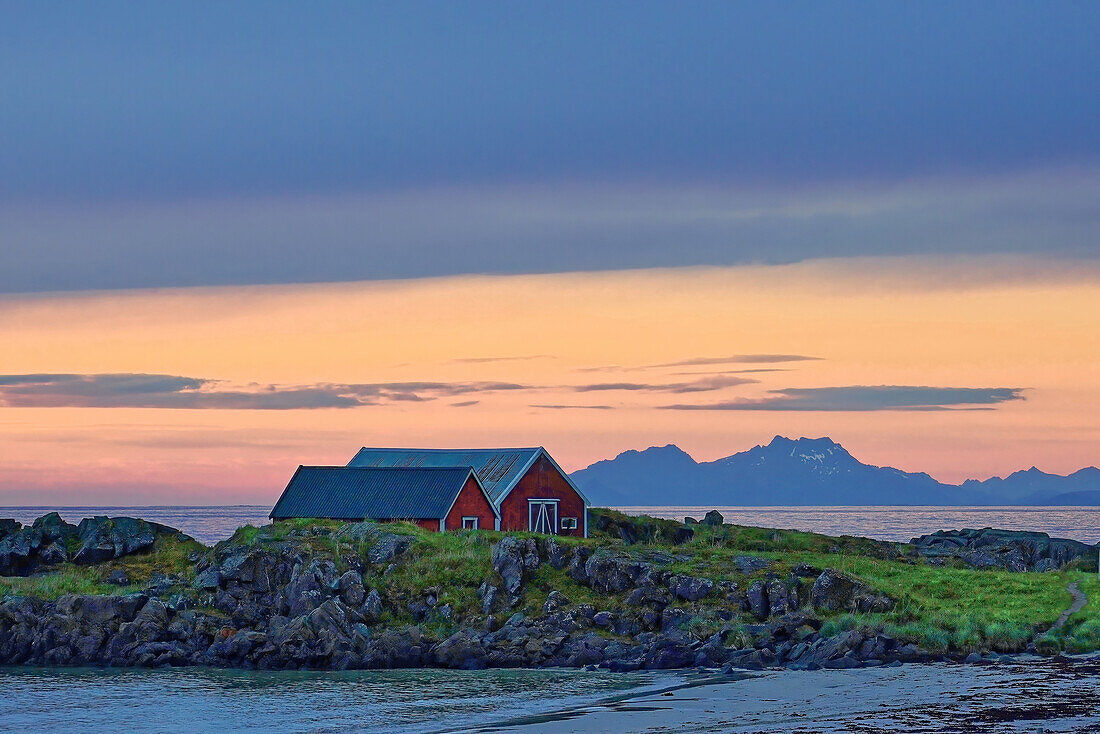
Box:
xmin=484 ymin=656 xmax=1100 ymax=733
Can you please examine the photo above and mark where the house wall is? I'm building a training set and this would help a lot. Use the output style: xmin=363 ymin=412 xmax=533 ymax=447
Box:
xmin=498 ymin=455 xmax=586 ymax=536
xmin=444 ymin=475 xmax=497 ymax=530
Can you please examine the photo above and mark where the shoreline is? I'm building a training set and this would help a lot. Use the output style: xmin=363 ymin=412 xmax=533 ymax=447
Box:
xmin=479 ymin=655 xmax=1100 ymax=733
xmin=6 ymin=656 xmax=1098 ymax=733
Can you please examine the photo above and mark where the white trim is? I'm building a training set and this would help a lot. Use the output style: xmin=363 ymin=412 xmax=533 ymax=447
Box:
xmin=346 ymin=447 xmax=588 ymax=535
xmin=528 ymin=498 xmax=560 ymax=534
xmin=494 ymin=450 xmax=543 ymax=505
xmin=534 ymin=448 xmax=590 ymax=538
xmin=491 ymin=449 xmax=591 ymax=533
xmin=533 ymin=448 xmax=592 ymax=506
xmin=461 ymin=516 xmax=479 ymax=530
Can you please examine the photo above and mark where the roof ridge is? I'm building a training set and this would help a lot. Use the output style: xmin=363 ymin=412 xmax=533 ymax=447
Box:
xmin=302 ymin=465 xmax=475 ymax=472
xmin=354 ymin=446 xmax=543 ymax=452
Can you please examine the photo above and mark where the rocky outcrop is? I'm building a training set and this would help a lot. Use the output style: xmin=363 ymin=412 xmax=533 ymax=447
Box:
xmin=0 ymin=515 xmax=1033 ymax=674
xmin=0 ymin=514 xmax=188 ymax=577
xmin=911 ymin=528 xmax=1097 ymax=572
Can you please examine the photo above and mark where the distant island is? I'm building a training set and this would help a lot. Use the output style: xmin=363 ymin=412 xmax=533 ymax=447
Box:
xmin=570 ymin=436 xmax=1100 ymax=507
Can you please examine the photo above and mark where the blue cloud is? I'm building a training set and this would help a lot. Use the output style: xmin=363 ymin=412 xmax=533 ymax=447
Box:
xmin=573 ymin=375 xmax=757 ymax=393
xmin=660 ymin=385 xmax=1027 ymax=411
xmin=1 ymin=3 xmax=1098 ymax=292
xmin=0 ymin=374 xmax=529 ymax=409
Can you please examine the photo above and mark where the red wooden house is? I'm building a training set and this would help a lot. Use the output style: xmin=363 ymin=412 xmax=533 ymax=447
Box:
xmin=346 ymin=447 xmax=590 ymax=536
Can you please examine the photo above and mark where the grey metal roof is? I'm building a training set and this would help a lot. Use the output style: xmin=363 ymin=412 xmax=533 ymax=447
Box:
xmin=347 ymin=447 xmax=545 ymax=504
xmin=270 ymin=466 xmax=486 ymax=521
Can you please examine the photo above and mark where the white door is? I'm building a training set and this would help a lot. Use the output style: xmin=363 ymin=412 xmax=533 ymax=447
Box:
xmin=529 ymin=501 xmax=558 ymax=534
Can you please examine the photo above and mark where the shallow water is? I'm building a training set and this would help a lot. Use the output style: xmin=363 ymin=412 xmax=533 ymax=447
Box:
xmin=0 ymin=666 xmax=674 ymax=734
xmin=3 ymin=505 xmax=1100 ymax=545
xmin=2 ymin=658 xmax=1098 ymax=733
xmin=495 ymin=656 xmax=1100 ymax=733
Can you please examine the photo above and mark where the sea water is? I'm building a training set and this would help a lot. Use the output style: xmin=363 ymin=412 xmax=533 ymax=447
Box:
xmin=0 ymin=666 xmax=676 ymax=733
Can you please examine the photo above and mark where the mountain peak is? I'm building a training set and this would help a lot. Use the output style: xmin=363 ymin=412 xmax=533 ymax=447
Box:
xmin=766 ymin=435 xmax=842 ymax=449
xmin=613 ymin=444 xmax=694 ymax=461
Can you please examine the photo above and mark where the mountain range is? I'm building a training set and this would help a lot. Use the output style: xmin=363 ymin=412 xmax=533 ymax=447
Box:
xmin=569 ymin=436 xmax=1100 ymax=506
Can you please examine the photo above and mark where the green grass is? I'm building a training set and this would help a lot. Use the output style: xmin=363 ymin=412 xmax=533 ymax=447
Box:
xmin=591 ymin=511 xmax=1090 ymax=654
xmin=1033 ymin=572 xmax=1100 ymax=654
xmin=0 ymin=567 xmax=115 ymax=598
xmin=0 ymin=534 xmax=203 ymax=600
xmin=5 ymin=510 xmax=1097 ymax=656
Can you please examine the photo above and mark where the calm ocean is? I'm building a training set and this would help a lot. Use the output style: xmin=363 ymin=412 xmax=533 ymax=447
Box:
xmin=2 ymin=505 xmax=1099 ymax=545
xmin=3 ymin=504 xmax=1100 ymax=732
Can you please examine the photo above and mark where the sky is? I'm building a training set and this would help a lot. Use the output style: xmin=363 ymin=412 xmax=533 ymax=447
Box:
xmin=1 ymin=2 xmax=1098 ymax=504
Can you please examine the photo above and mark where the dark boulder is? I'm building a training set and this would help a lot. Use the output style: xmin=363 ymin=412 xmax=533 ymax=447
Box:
xmin=543 ymin=590 xmax=571 ymax=614
xmin=337 ymin=522 xmax=413 ymax=564
xmin=567 ymin=546 xmax=593 ymax=584
xmin=106 ymin=569 xmax=131 ymax=586
xmin=71 ymin=516 xmax=184 ymax=566
xmin=746 ymin=580 xmax=769 ymax=620
xmin=810 ymin=569 xmax=893 ymax=613
xmin=477 ymin=581 xmax=506 ymax=615
xmin=733 ymin=555 xmax=775 ymax=574
xmin=541 ymin=537 xmax=571 ymax=570
xmin=367 ymin=534 xmax=412 ymax=565
xmin=0 ymin=519 xmax=20 ymax=539
xmin=765 ymin=579 xmax=795 ymax=617
xmin=333 ymin=571 xmax=366 ymax=607
xmin=584 ymin=550 xmax=649 ymax=594
xmin=39 ymin=543 xmax=69 ymax=565
xmin=701 ymin=510 xmax=724 ymax=527
xmin=911 ymin=528 xmax=1096 ymax=572
xmin=0 ymin=527 xmax=44 ymax=576
xmin=362 ymin=589 xmax=383 ymax=623
xmin=668 ymin=575 xmax=714 ymax=602
xmin=625 ymin=583 xmax=673 ymax=608
xmin=193 ymin=567 xmax=221 ymax=590
xmin=490 ymin=537 xmax=540 ymax=596
xmin=33 ymin=513 xmax=79 ymax=543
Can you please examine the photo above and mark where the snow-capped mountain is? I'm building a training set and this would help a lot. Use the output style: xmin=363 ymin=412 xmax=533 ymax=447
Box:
xmin=570 ymin=436 xmax=1099 ymax=506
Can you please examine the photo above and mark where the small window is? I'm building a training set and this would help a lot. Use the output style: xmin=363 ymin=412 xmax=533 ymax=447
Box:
xmin=461 ymin=517 xmax=479 ymax=530
xmin=560 ymin=517 xmax=578 ymax=531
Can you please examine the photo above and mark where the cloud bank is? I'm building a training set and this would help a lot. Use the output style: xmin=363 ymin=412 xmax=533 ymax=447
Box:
xmin=661 ymin=385 xmax=1027 ymax=412
xmin=573 ymin=375 xmax=757 ymax=393
xmin=3 ymin=173 xmax=1099 ymax=294
xmin=0 ymin=374 xmax=527 ymax=410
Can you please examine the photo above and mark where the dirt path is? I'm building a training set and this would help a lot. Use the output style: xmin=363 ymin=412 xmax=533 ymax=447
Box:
xmin=1054 ymin=582 xmax=1088 ymax=629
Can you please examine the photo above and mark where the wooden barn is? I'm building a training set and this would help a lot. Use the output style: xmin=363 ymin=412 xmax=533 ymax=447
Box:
xmin=270 ymin=466 xmax=499 ymax=532
xmin=345 ymin=447 xmax=590 ymax=537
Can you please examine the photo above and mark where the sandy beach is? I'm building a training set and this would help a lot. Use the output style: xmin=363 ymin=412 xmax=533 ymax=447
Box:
xmin=488 ymin=656 xmax=1100 ymax=733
